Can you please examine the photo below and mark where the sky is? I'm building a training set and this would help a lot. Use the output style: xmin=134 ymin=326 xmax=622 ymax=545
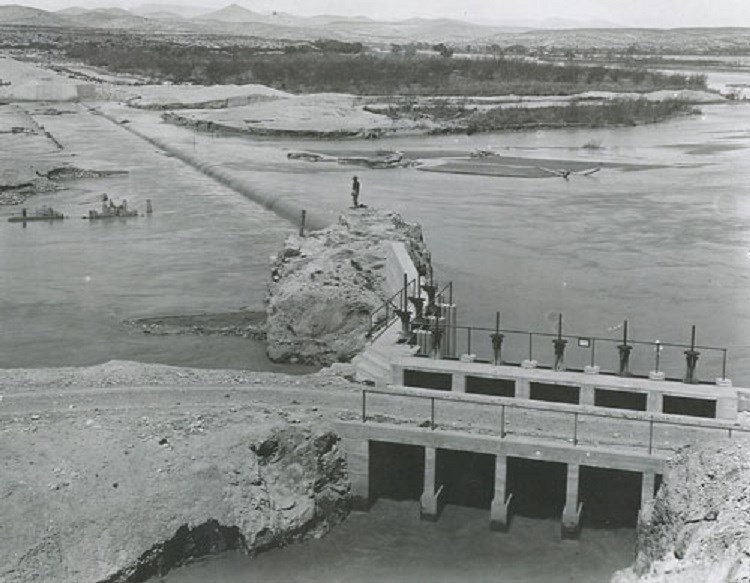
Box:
xmin=5 ymin=0 xmax=750 ymax=28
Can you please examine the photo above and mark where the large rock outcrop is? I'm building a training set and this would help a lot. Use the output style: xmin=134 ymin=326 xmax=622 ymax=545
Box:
xmin=1 ymin=403 xmax=350 ymax=583
xmin=613 ymin=438 xmax=750 ymax=583
xmin=265 ymin=207 xmax=430 ymax=365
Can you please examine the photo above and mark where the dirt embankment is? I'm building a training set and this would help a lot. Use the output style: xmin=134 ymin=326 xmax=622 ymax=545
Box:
xmin=613 ymin=438 xmax=750 ymax=582
xmin=265 ymin=207 xmax=430 ymax=365
xmin=0 ymin=362 xmax=355 ymax=583
xmin=0 ymin=165 xmax=127 ymax=206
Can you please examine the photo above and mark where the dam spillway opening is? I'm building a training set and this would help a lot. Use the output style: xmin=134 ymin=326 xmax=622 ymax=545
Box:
xmin=529 ymin=382 xmax=580 ymax=405
xmin=507 ymin=458 xmax=567 ymax=519
xmin=594 ymin=388 xmax=648 ymax=411
xmin=662 ymin=395 xmax=717 ymax=418
xmin=465 ymin=376 xmax=516 ymax=398
xmin=403 ymin=370 xmax=452 ymax=391
xmin=579 ymin=467 xmax=642 ymax=528
xmin=369 ymin=441 xmax=424 ymax=502
xmin=436 ymin=449 xmax=495 ymax=510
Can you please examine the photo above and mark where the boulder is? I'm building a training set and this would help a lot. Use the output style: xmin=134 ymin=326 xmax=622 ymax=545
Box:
xmin=266 ymin=207 xmax=429 ymax=365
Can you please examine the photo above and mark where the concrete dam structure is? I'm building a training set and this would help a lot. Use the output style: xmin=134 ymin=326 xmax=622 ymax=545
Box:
xmin=342 ymin=244 xmax=749 ymax=539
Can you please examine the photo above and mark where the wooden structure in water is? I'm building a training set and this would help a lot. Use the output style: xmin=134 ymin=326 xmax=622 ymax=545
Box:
xmin=8 ymin=207 xmax=64 ymax=222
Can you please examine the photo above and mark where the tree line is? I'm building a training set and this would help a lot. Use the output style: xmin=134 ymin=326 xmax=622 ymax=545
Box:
xmin=64 ymin=41 xmax=708 ymax=96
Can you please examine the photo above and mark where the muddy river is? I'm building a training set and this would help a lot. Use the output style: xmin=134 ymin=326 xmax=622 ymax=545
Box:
xmin=158 ymin=500 xmax=636 ymax=583
xmin=3 ymin=98 xmax=749 ymax=379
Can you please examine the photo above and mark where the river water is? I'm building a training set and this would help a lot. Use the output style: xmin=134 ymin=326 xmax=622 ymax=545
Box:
xmin=93 ymin=96 xmax=750 ymax=382
xmin=0 ymin=103 xmax=313 ymax=371
xmin=2 ymin=82 xmax=749 ymax=379
xmin=158 ymin=500 xmax=636 ymax=583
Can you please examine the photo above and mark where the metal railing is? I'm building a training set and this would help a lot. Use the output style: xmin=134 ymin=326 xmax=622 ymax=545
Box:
xmin=368 ymin=277 xmax=418 ymax=341
xmin=359 ymin=387 xmax=748 ymax=456
xmin=436 ymin=281 xmax=453 ymax=307
xmin=410 ymin=322 xmax=728 ymax=385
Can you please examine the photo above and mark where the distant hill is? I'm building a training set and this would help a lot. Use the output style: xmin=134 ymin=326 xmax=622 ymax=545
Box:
xmin=195 ymin=3 xmax=266 ymax=23
xmin=132 ymin=3 xmax=210 ymax=19
xmin=1 ymin=3 xmax=749 ymax=53
xmin=55 ymin=6 xmax=190 ymax=32
xmin=67 ymin=8 xmax=151 ymax=29
xmin=483 ymin=27 xmax=750 ymax=52
xmin=0 ymin=4 xmax=70 ymax=27
xmin=56 ymin=6 xmax=92 ymax=17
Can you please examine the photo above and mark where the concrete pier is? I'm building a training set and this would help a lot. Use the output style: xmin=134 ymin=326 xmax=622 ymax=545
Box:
xmin=343 ymin=437 xmax=370 ymax=511
xmin=490 ymin=455 xmax=511 ymax=532
xmin=641 ymin=472 xmax=656 ymax=506
xmin=420 ymin=447 xmax=441 ymax=521
xmin=561 ymin=464 xmax=582 ymax=539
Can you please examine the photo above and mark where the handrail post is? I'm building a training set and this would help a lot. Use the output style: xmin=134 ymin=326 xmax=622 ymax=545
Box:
xmin=552 ymin=314 xmax=567 ymax=371
xmin=402 ymin=273 xmax=408 ymax=311
xmin=722 ymin=349 xmax=728 ymax=380
xmin=617 ymin=319 xmax=632 ymax=377
xmin=590 ymin=338 xmax=596 ymax=368
xmin=467 ymin=326 xmax=472 ymax=355
xmin=648 ymin=418 xmax=654 ymax=454
xmin=683 ymin=324 xmax=700 ymax=384
xmin=528 ymin=332 xmax=533 ymax=361
xmin=362 ymin=390 xmax=367 ymax=423
xmin=431 ymin=397 xmax=435 ymax=430
xmin=500 ymin=404 xmax=506 ymax=438
xmin=573 ymin=412 xmax=578 ymax=446
xmin=491 ymin=311 xmax=504 ymax=365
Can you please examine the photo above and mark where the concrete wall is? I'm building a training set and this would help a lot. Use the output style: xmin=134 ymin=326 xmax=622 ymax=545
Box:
xmin=384 ymin=241 xmax=419 ymax=298
xmin=392 ymin=357 xmax=741 ymax=421
xmin=336 ymin=420 xmax=667 ymax=477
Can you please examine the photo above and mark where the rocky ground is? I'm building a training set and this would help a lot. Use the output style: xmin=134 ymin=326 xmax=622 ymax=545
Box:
xmin=124 ymin=311 xmax=266 ymax=340
xmin=613 ymin=438 xmax=750 ymax=582
xmin=0 ymin=362 xmax=359 ymax=583
xmin=265 ymin=207 xmax=430 ymax=365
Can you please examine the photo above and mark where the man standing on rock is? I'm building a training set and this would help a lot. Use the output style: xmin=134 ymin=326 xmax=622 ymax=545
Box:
xmin=351 ymin=176 xmax=360 ymax=208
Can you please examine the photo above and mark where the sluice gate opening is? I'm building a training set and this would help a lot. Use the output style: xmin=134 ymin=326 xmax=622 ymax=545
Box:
xmin=507 ymin=458 xmax=567 ymax=519
xmin=436 ymin=449 xmax=495 ymax=509
xmin=594 ymin=388 xmax=648 ymax=411
xmin=579 ymin=467 xmax=642 ymax=528
xmin=369 ymin=441 xmax=424 ymax=502
xmin=466 ymin=376 xmax=515 ymax=398
xmin=662 ymin=395 xmax=717 ymax=418
xmin=530 ymin=382 xmax=580 ymax=405
xmin=403 ymin=370 xmax=452 ymax=391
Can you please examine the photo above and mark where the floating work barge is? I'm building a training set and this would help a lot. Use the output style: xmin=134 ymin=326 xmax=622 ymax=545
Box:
xmin=8 ymin=207 xmax=65 ymax=222
xmin=82 ymin=195 xmax=151 ymax=220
